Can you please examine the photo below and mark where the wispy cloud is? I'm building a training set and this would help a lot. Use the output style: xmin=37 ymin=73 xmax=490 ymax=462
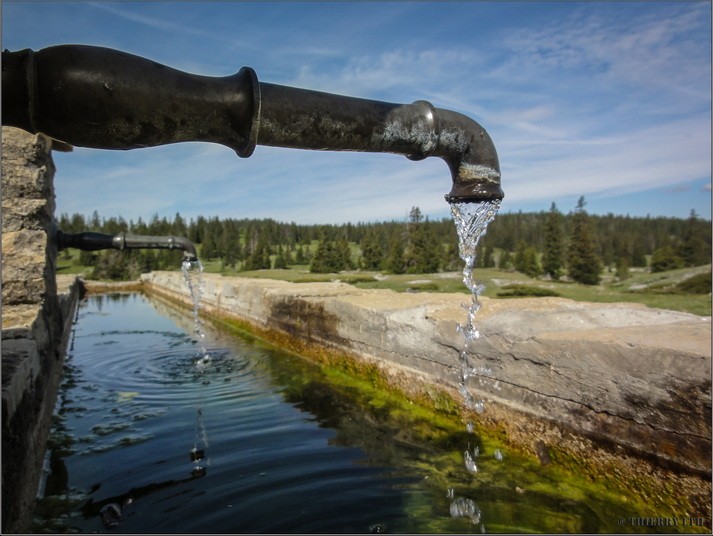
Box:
xmin=88 ymin=2 xmax=208 ymax=37
xmin=497 ymin=4 xmax=710 ymax=111
xmin=502 ymin=114 xmax=711 ymax=203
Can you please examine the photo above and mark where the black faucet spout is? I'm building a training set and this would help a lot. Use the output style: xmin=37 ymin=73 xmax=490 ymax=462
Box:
xmin=56 ymin=230 xmax=198 ymax=262
xmin=2 ymin=44 xmax=502 ymax=203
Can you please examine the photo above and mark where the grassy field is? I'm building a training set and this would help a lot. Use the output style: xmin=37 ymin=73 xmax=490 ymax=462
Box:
xmin=59 ymin=244 xmax=711 ymax=316
xmin=237 ymin=264 xmax=711 ymax=316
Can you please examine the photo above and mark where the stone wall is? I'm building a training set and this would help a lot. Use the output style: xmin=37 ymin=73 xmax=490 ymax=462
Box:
xmin=141 ymin=271 xmax=711 ymax=479
xmin=1 ymin=127 xmax=80 ymax=534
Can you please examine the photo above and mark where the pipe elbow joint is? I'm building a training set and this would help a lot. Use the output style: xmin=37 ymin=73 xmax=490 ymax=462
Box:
xmin=435 ymin=110 xmax=503 ymax=204
xmin=379 ymin=101 xmax=503 ymax=203
xmin=171 ymin=236 xmax=198 ymax=262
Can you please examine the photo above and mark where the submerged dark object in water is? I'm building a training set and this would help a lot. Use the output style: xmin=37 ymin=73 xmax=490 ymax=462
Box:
xmin=190 ymin=448 xmax=205 ymax=462
xmin=2 ymin=45 xmax=502 ymax=203
xmin=99 ymin=503 xmax=122 ymax=529
xmin=83 ymin=469 xmax=207 ymax=523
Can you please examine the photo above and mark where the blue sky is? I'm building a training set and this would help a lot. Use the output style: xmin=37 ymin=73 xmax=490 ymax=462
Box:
xmin=3 ymin=1 xmax=711 ymax=224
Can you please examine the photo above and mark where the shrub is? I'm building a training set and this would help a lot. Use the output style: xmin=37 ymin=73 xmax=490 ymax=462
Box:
xmin=674 ymin=272 xmax=712 ymax=294
xmin=405 ymin=282 xmax=439 ymax=292
xmin=496 ymin=285 xmax=560 ymax=298
xmin=340 ymin=275 xmax=377 ymax=284
xmin=650 ymin=246 xmax=683 ymax=273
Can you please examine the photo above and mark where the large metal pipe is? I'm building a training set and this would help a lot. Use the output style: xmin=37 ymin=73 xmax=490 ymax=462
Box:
xmin=56 ymin=230 xmax=198 ymax=262
xmin=2 ymin=44 xmax=502 ymax=203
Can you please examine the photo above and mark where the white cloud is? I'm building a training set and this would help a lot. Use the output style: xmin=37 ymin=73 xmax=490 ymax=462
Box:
xmin=290 ymin=47 xmax=486 ymax=104
xmin=497 ymin=4 xmax=710 ymax=112
xmin=501 ymin=115 xmax=711 ymax=203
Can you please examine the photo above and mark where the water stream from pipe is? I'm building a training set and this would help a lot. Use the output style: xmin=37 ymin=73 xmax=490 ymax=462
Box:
xmin=448 ymin=199 xmax=501 ymax=531
xmin=182 ymin=259 xmax=211 ymax=476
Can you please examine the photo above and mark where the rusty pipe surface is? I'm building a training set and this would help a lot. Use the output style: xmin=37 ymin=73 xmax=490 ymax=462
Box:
xmin=2 ymin=44 xmax=502 ymax=202
xmin=56 ymin=230 xmax=198 ymax=262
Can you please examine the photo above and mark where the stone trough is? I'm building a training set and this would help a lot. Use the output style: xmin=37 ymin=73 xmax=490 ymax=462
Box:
xmin=139 ymin=272 xmax=711 ymax=487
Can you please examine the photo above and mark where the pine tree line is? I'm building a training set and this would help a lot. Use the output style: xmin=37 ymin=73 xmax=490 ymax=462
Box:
xmin=58 ymin=198 xmax=711 ymax=282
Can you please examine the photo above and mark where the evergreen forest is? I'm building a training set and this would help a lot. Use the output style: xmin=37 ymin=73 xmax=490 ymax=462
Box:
xmin=57 ymin=198 xmax=712 ymax=286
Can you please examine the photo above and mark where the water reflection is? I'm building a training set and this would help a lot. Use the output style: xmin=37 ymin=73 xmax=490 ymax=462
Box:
xmin=33 ymin=293 xmax=670 ymax=534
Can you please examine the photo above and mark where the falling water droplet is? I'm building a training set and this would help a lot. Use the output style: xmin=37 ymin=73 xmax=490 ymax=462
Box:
xmin=464 ymin=450 xmax=478 ymax=474
xmin=449 ymin=496 xmax=481 ymax=525
xmin=474 ymin=400 xmax=485 ymax=414
xmin=458 ymin=384 xmax=469 ymax=399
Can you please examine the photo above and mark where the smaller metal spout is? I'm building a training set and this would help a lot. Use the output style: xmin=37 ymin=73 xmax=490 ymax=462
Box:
xmin=56 ymin=230 xmax=198 ymax=262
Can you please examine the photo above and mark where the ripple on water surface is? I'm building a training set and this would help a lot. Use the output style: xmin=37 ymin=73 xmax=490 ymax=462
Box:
xmin=38 ymin=294 xmax=423 ymax=533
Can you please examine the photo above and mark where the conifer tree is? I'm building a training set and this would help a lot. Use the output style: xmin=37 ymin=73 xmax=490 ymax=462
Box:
xmin=443 ymin=231 xmax=461 ymax=271
xmin=567 ymin=197 xmax=603 ymax=285
xmin=221 ymin=224 xmax=241 ymax=268
xmin=414 ymin=224 xmax=441 ymax=272
xmin=335 ymin=237 xmax=354 ymax=271
xmin=678 ymin=209 xmax=710 ymax=267
xmin=295 ymin=245 xmax=307 ymax=264
xmin=384 ymin=232 xmax=406 ymax=274
xmin=244 ymin=237 xmax=271 ymax=270
xmin=514 ymin=240 xmax=540 ymax=277
xmin=90 ymin=210 xmax=101 ymax=230
xmin=404 ymin=212 xmax=440 ymax=273
xmin=310 ymin=234 xmax=352 ymax=273
xmin=310 ymin=237 xmax=331 ymax=273
xmin=615 ymin=256 xmax=630 ymax=281
xmin=189 ymin=216 xmax=204 ymax=244
xmin=483 ymin=245 xmax=495 ymax=268
xmin=498 ymin=249 xmax=511 ymax=271
xmin=514 ymin=240 xmax=528 ymax=273
xmin=542 ymin=202 xmax=564 ymax=279
xmin=360 ymin=227 xmax=384 ymax=270
xmin=631 ymin=240 xmax=647 ymax=267
xmin=200 ymin=218 xmax=222 ymax=260
xmin=274 ymin=245 xmax=289 ymax=269
xmin=173 ymin=212 xmax=187 ymax=238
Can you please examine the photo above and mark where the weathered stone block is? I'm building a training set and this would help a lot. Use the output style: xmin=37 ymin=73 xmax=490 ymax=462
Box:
xmin=1 ymin=126 xmax=77 ymax=534
xmin=2 ymin=230 xmax=47 ymax=305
